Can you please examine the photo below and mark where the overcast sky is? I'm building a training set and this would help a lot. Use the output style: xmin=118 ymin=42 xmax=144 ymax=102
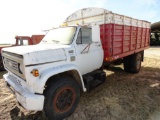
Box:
xmin=0 ymin=0 xmax=159 ymax=44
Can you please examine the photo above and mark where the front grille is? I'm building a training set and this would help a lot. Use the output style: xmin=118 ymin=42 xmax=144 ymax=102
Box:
xmin=4 ymin=58 xmax=19 ymax=72
xmin=2 ymin=51 xmax=25 ymax=80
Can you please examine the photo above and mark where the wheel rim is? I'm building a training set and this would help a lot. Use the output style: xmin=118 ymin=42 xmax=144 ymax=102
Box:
xmin=53 ymin=86 xmax=76 ymax=113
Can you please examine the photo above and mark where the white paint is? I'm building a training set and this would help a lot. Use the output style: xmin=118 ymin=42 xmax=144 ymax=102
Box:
xmin=74 ymin=26 xmax=103 ymax=75
xmin=38 ymin=64 xmax=87 ymax=92
xmin=65 ymin=7 xmax=151 ymax=28
xmin=3 ymin=73 xmax=44 ymax=110
xmin=92 ymin=25 xmax=101 ymax=42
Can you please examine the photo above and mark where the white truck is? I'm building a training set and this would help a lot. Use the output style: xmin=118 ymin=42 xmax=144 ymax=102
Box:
xmin=2 ymin=8 xmax=150 ymax=120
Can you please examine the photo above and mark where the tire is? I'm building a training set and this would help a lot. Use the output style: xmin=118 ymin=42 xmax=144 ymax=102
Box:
xmin=123 ymin=56 xmax=131 ymax=72
xmin=43 ymin=77 xmax=80 ymax=120
xmin=130 ymin=53 xmax=142 ymax=73
xmin=104 ymin=64 xmax=110 ymax=68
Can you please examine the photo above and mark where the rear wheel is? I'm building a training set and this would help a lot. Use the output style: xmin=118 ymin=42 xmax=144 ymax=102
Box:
xmin=123 ymin=56 xmax=131 ymax=72
xmin=44 ymin=77 xmax=80 ymax=120
xmin=123 ymin=52 xmax=142 ymax=73
xmin=130 ymin=53 xmax=142 ymax=73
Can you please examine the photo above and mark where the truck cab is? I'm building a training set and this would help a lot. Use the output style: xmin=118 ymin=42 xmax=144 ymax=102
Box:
xmin=2 ymin=25 xmax=104 ymax=119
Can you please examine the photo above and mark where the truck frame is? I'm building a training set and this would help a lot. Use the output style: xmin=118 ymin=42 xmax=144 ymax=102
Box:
xmin=2 ymin=8 xmax=150 ymax=120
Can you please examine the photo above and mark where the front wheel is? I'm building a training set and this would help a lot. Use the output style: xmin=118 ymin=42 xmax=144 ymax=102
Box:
xmin=44 ymin=77 xmax=80 ymax=120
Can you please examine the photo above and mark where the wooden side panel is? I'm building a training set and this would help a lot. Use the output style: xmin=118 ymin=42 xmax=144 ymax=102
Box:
xmin=100 ymin=24 xmax=150 ymax=62
xmin=31 ymin=35 xmax=45 ymax=44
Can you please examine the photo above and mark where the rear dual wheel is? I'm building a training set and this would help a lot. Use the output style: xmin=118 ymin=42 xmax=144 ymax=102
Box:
xmin=123 ymin=52 xmax=142 ymax=73
xmin=123 ymin=56 xmax=131 ymax=72
xmin=44 ymin=77 xmax=80 ymax=120
xmin=130 ymin=53 xmax=142 ymax=73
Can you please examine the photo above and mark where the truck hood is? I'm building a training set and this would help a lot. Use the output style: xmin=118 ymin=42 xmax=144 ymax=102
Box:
xmin=2 ymin=44 xmax=69 ymax=65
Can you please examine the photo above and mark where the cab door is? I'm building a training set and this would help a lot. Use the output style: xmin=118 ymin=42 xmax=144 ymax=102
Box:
xmin=75 ymin=26 xmax=103 ymax=75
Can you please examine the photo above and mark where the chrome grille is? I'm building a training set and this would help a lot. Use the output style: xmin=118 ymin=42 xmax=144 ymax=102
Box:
xmin=4 ymin=58 xmax=19 ymax=72
xmin=2 ymin=51 xmax=25 ymax=80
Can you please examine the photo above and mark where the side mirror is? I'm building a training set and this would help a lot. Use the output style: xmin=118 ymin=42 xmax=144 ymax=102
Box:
xmin=92 ymin=25 xmax=101 ymax=42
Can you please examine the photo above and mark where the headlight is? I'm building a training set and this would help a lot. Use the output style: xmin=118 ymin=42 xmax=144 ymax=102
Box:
xmin=19 ymin=63 xmax=24 ymax=74
xmin=3 ymin=57 xmax=7 ymax=65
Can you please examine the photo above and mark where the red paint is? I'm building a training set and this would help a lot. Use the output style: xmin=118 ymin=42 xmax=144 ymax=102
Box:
xmin=100 ymin=24 xmax=150 ymax=62
xmin=15 ymin=35 xmax=44 ymax=45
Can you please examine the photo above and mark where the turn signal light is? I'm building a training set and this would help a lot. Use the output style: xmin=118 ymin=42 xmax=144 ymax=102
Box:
xmin=31 ymin=69 xmax=39 ymax=77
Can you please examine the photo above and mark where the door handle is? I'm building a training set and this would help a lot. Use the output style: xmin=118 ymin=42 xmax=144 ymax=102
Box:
xmin=96 ymin=44 xmax=101 ymax=46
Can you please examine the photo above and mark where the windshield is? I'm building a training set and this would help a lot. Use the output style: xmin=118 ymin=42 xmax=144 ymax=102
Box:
xmin=40 ymin=27 xmax=76 ymax=45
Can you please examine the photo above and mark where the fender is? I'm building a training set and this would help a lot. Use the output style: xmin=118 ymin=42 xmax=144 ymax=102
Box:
xmin=37 ymin=64 xmax=86 ymax=93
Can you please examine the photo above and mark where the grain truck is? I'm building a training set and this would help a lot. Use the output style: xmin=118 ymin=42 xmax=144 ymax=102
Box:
xmin=2 ymin=8 xmax=150 ymax=120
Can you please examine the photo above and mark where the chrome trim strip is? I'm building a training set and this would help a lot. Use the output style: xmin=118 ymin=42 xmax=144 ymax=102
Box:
xmin=25 ymin=60 xmax=65 ymax=67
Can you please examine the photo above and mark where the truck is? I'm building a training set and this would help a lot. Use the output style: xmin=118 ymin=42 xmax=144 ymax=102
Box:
xmin=2 ymin=8 xmax=150 ymax=120
xmin=0 ymin=35 xmax=44 ymax=70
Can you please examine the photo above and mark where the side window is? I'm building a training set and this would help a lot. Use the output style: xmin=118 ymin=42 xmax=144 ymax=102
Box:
xmin=18 ymin=40 xmax=20 ymax=45
xmin=76 ymin=28 xmax=92 ymax=44
xmin=18 ymin=39 xmax=23 ymax=45
xmin=81 ymin=28 xmax=92 ymax=44
xmin=23 ymin=40 xmax=29 ymax=45
xmin=17 ymin=39 xmax=29 ymax=45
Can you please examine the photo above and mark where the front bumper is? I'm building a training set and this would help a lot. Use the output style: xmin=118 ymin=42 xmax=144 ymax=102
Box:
xmin=3 ymin=73 xmax=44 ymax=111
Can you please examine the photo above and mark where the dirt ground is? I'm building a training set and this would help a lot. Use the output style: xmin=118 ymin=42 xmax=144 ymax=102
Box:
xmin=0 ymin=47 xmax=160 ymax=120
